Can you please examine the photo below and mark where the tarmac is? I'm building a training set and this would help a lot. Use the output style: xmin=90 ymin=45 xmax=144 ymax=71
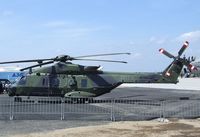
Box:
xmin=99 ymin=86 xmax=200 ymax=100
xmin=0 ymin=86 xmax=200 ymax=137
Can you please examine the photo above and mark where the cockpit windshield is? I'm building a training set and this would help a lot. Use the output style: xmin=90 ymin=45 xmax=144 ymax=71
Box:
xmin=13 ymin=76 xmax=27 ymax=85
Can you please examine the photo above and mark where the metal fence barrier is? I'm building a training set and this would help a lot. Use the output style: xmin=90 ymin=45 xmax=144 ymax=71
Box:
xmin=0 ymin=96 xmax=12 ymax=120
xmin=0 ymin=96 xmax=200 ymax=121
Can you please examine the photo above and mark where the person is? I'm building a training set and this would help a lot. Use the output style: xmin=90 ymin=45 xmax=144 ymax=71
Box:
xmin=0 ymin=82 xmax=3 ymax=94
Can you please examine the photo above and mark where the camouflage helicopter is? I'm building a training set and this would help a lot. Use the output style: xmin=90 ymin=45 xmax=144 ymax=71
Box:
xmin=182 ymin=58 xmax=200 ymax=77
xmin=190 ymin=61 xmax=200 ymax=77
xmin=0 ymin=41 xmax=197 ymax=99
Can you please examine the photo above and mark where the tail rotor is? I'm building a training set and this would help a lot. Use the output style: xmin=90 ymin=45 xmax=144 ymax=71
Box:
xmin=159 ymin=41 xmax=197 ymax=77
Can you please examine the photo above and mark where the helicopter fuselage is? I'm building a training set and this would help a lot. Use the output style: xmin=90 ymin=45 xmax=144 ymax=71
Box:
xmin=8 ymin=70 xmax=177 ymax=97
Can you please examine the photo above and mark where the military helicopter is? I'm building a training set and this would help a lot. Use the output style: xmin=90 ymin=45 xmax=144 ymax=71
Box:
xmin=181 ymin=57 xmax=200 ymax=77
xmin=0 ymin=41 xmax=197 ymax=99
xmin=190 ymin=61 xmax=200 ymax=77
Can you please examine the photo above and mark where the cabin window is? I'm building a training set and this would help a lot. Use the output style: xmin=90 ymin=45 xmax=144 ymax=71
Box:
xmin=50 ymin=78 xmax=59 ymax=87
xmin=81 ymin=79 xmax=87 ymax=88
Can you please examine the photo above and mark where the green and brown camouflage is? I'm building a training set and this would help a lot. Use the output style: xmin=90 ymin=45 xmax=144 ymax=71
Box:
xmin=4 ymin=41 xmax=197 ymax=97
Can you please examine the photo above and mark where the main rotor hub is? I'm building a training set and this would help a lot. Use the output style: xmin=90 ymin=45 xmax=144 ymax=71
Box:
xmin=55 ymin=55 xmax=73 ymax=62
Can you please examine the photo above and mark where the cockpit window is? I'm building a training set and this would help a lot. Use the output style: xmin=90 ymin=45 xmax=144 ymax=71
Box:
xmin=18 ymin=76 xmax=27 ymax=85
xmin=20 ymin=76 xmax=25 ymax=80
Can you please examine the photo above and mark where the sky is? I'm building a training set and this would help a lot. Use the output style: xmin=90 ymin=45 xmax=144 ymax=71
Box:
xmin=0 ymin=0 xmax=200 ymax=72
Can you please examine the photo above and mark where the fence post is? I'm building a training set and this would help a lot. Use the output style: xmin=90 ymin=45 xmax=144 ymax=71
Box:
xmin=61 ymin=97 xmax=64 ymax=120
xmin=110 ymin=99 xmax=115 ymax=121
xmin=160 ymin=100 xmax=165 ymax=119
xmin=9 ymin=97 xmax=13 ymax=120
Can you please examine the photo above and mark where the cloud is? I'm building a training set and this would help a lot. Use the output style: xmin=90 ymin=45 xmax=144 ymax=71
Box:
xmin=149 ymin=36 xmax=167 ymax=44
xmin=43 ymin=21 xmax=71 ymax=28
xmin=50 ymin=26 xmax=107 ymax=38
xmin=129 ymin=53 xmax=142 ymax=59
xmin=42 ymin=20 xmax=108 ymax=38
xmin=129 ymin=40 xmax=135 ymax=45
xmin=59 ymin=27 xmax=104 ymax=37
xmin=133 ymin=53 xmax=141 ymax=57
xmin=0 ymin=21 xmax=4 ymax=25
xmin=177 ymin=30 xmax=200 ymax=42
xmin=1 ymin=10 xmax=14 ymax=17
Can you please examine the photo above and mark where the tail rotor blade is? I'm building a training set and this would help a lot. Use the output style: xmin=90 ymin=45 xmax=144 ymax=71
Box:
xmin=178 ymin=41 xmax=189 ymax=56
xmin=188 ymin=64 xmax=198 ymax=72
xmin=159 ymin=48 xmax=175 ymax=59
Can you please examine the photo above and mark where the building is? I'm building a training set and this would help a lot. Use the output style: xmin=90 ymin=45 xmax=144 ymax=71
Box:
xmin=0 ymin=66 xmax=25 ymax=93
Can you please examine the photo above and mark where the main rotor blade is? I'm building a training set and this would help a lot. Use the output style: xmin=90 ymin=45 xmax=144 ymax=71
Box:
xmin=0 ymin=59 xmax=52 ymax=64
xmin=20 ymin=61 xmax=54 ymax=71
xmin=75 ymin=52 xmax=131 ymax=58
xmin=0 ymin=53 xmax=130 ymax=64
xmin=159 ymin=48 xmax=175 ymax=59
xmin=73 ymin=58 xmax=127 ymax=63
xmin=178 ymin=41 xmax=189 ymax=56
